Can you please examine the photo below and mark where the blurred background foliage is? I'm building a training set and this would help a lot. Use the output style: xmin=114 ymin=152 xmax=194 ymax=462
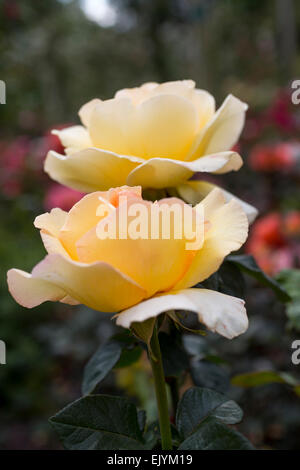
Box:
xmin=0 ymin=0 xmax=300 ymax=449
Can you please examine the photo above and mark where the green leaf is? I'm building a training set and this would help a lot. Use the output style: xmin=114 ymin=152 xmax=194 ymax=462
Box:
xmin=50 ymin=395 xmax=148 ymax=450
xmin=201 ymin=262 xmax=245 ymax=299
xmin=115 ymin=346 xmax=142 ymax=368
xmin=137 ymin=410 xmax=146 ymax=433
xmin=191 ymin=360 xmax=230 ymax=394
xmin=182 ymin=334 xmax=211 ymax=357
xmin=179 ymin=416 xmax=254 ymax=450
xmin=82 ymin=332 xmax=141 ymax=395
xmin=231 ymin=370 xmax=299 ymax=388
xmin=82 ymin=340 xmax=123 ymax=395
xmin=276 ymin=269 xmax=300 ymax=331
xmin=176 ymin=387 xmax=243 ymax=439
xmin=227 ymin=254 xmax=290 ymax=302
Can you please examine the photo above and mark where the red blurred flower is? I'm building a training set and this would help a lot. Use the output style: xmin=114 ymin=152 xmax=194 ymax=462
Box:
xmin=246 ymin=211 xmax=300 ymax=275
xmin=44 ymin=184 xmax=84 ymax=212
xmin=283 ymin=211 xmax=300 ymax=237
xmin=252 ymin=213 xmax=286 ymax=247
xmin=3 ymin=0 xmax=20 ymax=20
xmin=248 ymin=142 xmax=296 ymax=172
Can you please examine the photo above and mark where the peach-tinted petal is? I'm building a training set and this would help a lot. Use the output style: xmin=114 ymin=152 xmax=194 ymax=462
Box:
xmin=177 ymin=181 xmax=258 ymax=223
xmin=31 ymin=254 xmax=146 ymax=312
xmin=76 ymin=197 xmax=197 ymax=297
xmin=174 ymin=189 xmax=248 ymax=290
xmin=116 ymin=288 xmax=248 ymax=339
xmin=7 ymin=268 xmax=66 ymax=308
xmin=126 ymin=151 xmax=242 ymax=188
xmin=34 ymin=208 xmax=67 ymax=237
xmin=34 ymin=208 xmax=70 ymax=257
xmin=60 ymin=295 xmax=80 ymax=305
xmin=189 ymin=94 xmax=248 ymax=159
xmin=59 ymin=192 xmax=114 ymax=260
xmin=40 ymin=232 xmax=71 ymax=258
xmin=44 ymin=148 xmax=143 ymax=192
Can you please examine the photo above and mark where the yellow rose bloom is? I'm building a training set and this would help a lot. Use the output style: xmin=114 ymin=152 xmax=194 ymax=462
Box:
xmin=44 ymin=80 xmax=247 ymax=192
xmin=7 ymin=186 xmax=249 ymax=339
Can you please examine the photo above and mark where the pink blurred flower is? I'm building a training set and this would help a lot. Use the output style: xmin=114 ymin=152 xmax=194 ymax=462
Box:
xmin=266 ymin=90 xmax=296 ymax=133
xmin=0 ymin=136 xmax=30 ymax=197
xmin=44 ymin=184 xmax=84 ymax=212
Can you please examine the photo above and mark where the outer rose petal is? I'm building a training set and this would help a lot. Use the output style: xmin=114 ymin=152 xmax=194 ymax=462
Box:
xmin=115 ymin=82 xmax=158 ymax=105
xmin=34 ymin=208 xmax=70 ymax=257
xmin=177 ymin=181 xmax=258 ymax=223
xmin=8 ymin=254 xmax=146 ymax=312
xmin=89 ymin=98 xmax=136 ymax=155
xmin=59 ymin=192 xmax=114 ymax=260
xmin=34 ymin=207 xmax=67 ymax=237
xmin=189 ymin=94 xmax=248 ymax=159
xmin=116 ymin=288 xmax=248 ymax=340
xmin=7 ymin=269 xmax=67 ymax=308
xmin=192 ymin=89 xmax=216 ymax=128
xmin=52 ymin=126 xmax=92 ymax=155
xmin=115 ymin=80 xmax=195 ymax=105
xmin=44 ymin=148 xmax=143 ymax=192
xmin=126 ymin=151 xmax=242 ymax=188
xmin=40 ymin=232 xmax=71 ymax=258
xmin=174 ymin=189 xmax=248 ymax=290
xmin=78 ymin=99 xmax=102 ymax=127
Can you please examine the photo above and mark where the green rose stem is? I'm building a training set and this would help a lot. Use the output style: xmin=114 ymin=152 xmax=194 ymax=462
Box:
xmin=149 ymin=325 xmax=173 ymax=450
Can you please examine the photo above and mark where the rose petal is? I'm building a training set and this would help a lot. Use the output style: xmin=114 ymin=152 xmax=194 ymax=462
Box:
xmin=116 ymin=288 xmax=248 ymax=339
xmin=189 ymin=94 xmax=248 ymax=158
xmin=126 ymin=151 xmax=242 ymax=188
xmin=7 ymin=268 xmax=66 ymax=308
xmin=76 ymin=197 xmax=197 ymax=297
xmin=59 ymin=192 xmax=115 ymax=260
xmin=78 ymin=98 xmax=102 ymax=127
xmin=174 ymin=188 xmax=248 ymax=290
xmin=44 ymin=148 xmax=143 ymax=192
xmin=89 ymin=98 xmax=136 ymax=155
xmin=177 ymin=181 xmax=258 ymax=223
xmin=52 ymin=126 xmax=92 ymax=155
xmin=134 ymin=93 xmax=198 ymax=159
xmin=34 ymin=208 xmax=67 ymax=237
xmin=8 ymin=254 xmax=146 ymax=312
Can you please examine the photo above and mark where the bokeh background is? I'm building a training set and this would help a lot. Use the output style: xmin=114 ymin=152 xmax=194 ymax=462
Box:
xmin=0 ymin=0 xmax=300 ymax=450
